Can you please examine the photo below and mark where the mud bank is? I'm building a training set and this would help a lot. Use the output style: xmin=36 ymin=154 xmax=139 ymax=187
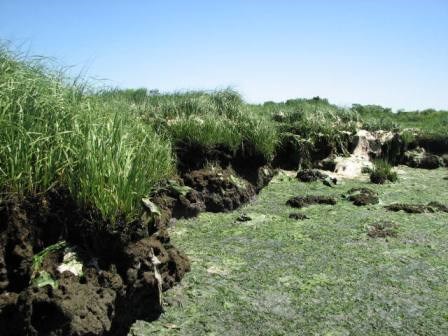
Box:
xmin=273 ymin=130 xmax=448 ymax=174
xmin=151 ymin=165 xmax=275 ymax=225
xmin=0 ymin=155 xmax=275 ymax=335
xmin=381 ymin=133 xmax=448 ymax=168
xmin=0 ymin=189 xmax=189 ymax=336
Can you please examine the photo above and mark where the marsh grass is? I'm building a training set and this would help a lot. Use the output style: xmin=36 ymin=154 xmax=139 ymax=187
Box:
xmin=2 ymin=45 xmax=447 ymax=224
xmin=0 ymin=48 xmax=174 ymax=222
xmin=106 ymin=88 xmax=278 ymax=161
xmin=370 ymin=159 xmax=398 ymax=184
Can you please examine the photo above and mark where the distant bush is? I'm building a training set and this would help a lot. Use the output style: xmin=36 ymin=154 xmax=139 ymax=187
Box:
xmin=370 ymin=160 xmax=398 ymax=184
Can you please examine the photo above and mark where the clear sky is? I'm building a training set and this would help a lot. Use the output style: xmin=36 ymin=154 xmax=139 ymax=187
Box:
xmin=1 ymin=0 xmax=447 ymax=110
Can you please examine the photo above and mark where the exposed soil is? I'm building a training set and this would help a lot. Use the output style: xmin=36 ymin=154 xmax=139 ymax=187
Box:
xmin=296 ymin=169 xmax=329 ymax=182
xmin=442 ymin=155 xmax=448 ymax=167
xmin=412 ymin=135 xmax=448 ymax=155
xmin=367 ymin=221 xmax=398 ymax=238
xmin=286 ymin=195 xmax=337 ymax=209
xmin=427 ymin=202 xmax=448 ymax=213
xmin=385 ymin=202 xmax=448 ymax=214
xmin=272 ymin=132 xmax=353 ymax=170
xmin=0 ymin=190 xmax=190 ymax=336
xmin=370 ymin=172 xmax=387 ymax=184
xmin=403 ymin=147 xmax=444 ymax=169
xmin=174 ymin=141 xmax=234 ymax=173
xmin=381 ymin=133 xmax=448 ymax=165
xmin=174 ymin=141 xmax=273 ymax=187
xmin=345 ymin=188 xmax=379 ymax=206
xmin=149 ymin=178 xmax=206 ymax=229
xmin=0 ymin=144 xmax=276 ymax=335
xmin=272 ymin=130 xmax=447 ymax=174
xmin=296 ymin=169 xmax=337 ymax=188
xmin=288 ymin=213 xmax=309 ymax=220
xmin=236 ymin=214 xmax=252 ymax=222
xmin=182 ymin=167 xmax=256 ymax=213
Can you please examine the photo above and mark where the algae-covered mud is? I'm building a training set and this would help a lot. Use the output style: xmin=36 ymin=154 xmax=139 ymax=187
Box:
xmin=131 ymin=166 xmax=448 ymax=335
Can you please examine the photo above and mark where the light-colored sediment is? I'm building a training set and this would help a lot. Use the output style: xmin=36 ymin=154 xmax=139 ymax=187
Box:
xmin=329 ymin=130 xmax=394 ymax=179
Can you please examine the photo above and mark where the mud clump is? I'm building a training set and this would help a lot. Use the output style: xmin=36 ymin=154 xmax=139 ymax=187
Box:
xmin=144 ymin=165 xmax=271 ymax=236
xmin=367 ymin=221 xmax=398 ymax=238
xmin=149 ymin=178 xmax=206 ymax=229
xmin=16 ymin=269 xmax=119 ymax=336
xmin=236 ymin=214 xmax=252 ymax=222
xmin=317 ymin=155 xmax=337 ymax=171
xmin=183 ymin=167 xmax=255 ymax=212
xmin=442 ymin=154 xmax=448 ymax=167
xmin=0 ymin=190 xmax=190 ymax=336
xmin=296 ymin=169 xmax=328 ymax=182
xmin=296 ymin=169 xmax=337 ymax=187
xmin=345 ymin=188 xmax=379 ymax=206
xmin=403 ymin=147 xmax=444 ymax=169
xmin=385 ymin=202 xmax=448 ymax=214
xmin=427 ymin=202 xmax=448 ymax=213
xmin=286 ymin=195 xmax=337 ymax=209
xmin=288 ymin=213 xmax=309 ymax=220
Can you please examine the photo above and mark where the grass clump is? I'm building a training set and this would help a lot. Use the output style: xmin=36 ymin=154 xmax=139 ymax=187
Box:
xmin=367 ymin=220 xmax=399 ymax=238
xmin=124 ymin=89 xmax=279 ymax=161
xmin=370 ymin=159 xmax=398 ymax=184
xmin=0 ymin=47 xmax=174 ymax=222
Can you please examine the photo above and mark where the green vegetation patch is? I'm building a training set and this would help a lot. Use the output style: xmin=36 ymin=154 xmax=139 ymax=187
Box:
xmin=131 ymin=166 xmax=448 ymax=335
xmin=0 ymin=48 xmax=174 ymax=222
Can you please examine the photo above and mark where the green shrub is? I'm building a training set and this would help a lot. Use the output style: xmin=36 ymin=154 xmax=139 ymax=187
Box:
xmin=370 ymin=160 xmax=398 ymax=184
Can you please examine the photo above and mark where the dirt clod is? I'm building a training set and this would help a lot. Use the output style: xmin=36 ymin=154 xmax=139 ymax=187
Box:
xmin=367 ymin=221 xmax=398 ymax=238
xmin=150 ymin=178 xmax=206 ymax=229
xmin=385 ymin=202 xmax=448 ymax=214
xmin=286 ymin=195 xmax=337 ymax=209
xmin=345 ymin=188 xmax=379 ymax=206
xmin=236 ymin=214 xmax=252 ymax=222
xmin=403 ymin=147 xmax=443 ymax=169
xmin=288 ymin=213 xmax=309 ymax=220
xmin=427 ymin=202 xmax=448 ymax=213
xmin=296 ymin=169 xmax=337 ymax=187
xmin=296 ymin=169 xmax=329 ymax=182
xmin=183 ymin=167 xmax=255 ymax=213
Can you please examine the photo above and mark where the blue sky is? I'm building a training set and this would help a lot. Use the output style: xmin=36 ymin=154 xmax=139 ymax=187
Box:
xmin=1 ymin=0 xmax=447 ymax=110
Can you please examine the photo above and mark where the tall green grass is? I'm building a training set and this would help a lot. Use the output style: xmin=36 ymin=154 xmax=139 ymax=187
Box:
xmin=2 ymin=45 xmax=446 ymax=225
xmin=104 ymin=88 xmax=278 ymax=161
xmin=0 ymin=48 xmax=174 ymax=222
xmin=352 ymin=104 xmax=448 ymax=134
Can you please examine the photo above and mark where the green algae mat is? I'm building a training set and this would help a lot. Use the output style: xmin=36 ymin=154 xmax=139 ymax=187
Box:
xmin=131 ymin=167 xmax=448 ymax=336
